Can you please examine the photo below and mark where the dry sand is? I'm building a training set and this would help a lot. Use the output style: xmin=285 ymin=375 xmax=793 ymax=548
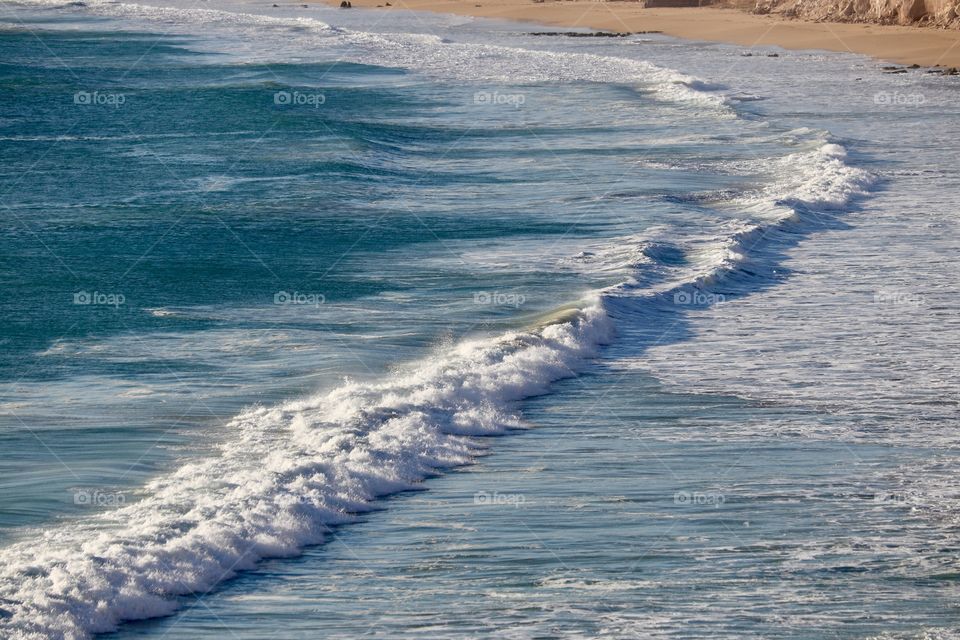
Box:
xmin=316 ymin=0 xmax=960 ymax=67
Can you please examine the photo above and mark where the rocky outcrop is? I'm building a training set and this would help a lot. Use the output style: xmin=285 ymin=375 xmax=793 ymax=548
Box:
xmin=643 ymin=0 xmax=710 ymax=7
xmin=751 ymin=0 xmax=960 ymax=27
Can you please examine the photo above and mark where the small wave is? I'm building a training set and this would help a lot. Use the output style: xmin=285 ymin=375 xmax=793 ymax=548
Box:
xmin=602 ymin=141 xmax=874 ymax=312
xmin=0 ymin=303 xmax=613 ymax=639
xmin=17 ymin=0 xmax=734 ymax=114
xmin=144 ymin=307 xmax=179 ymax=318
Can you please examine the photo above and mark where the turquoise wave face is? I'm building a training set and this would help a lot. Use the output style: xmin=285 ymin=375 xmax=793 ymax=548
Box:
xmin=0 ymin=21 xmax=735 ymax=376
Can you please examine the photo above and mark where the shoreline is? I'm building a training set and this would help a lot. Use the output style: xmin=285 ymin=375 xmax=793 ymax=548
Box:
xmin=317 ymin=0 xmax=960 ymax=68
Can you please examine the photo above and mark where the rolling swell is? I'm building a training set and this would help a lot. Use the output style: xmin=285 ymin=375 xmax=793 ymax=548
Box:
xmin=0 ymin=3 xmax=874 ymax=638
xmin=0 ymin=137 xmax=874 ymax=640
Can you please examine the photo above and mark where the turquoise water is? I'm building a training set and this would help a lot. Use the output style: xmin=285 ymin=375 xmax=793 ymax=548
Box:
xmin=1 ymin=1 xmax=959 ymax=638
xmin=0 ymin=9 xmax=762 ymax=534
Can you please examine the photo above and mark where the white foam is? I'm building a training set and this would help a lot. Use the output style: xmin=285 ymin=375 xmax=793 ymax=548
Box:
xmin=0 ymin=304 xmax=612 ymax=639
xmin=0 ymin=132 xmax=873 ymax=637
xmin=15 ymin=0 xmax=734 ymax=112
xmin=0 ymin=4 xmax=878 ymax=636
xmin=581 ymin=140 xmax=874 ymax=312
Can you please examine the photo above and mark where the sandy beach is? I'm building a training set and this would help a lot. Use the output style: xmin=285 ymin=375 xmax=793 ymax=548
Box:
xmin=318 ymin=0 xmax=960 ymax=67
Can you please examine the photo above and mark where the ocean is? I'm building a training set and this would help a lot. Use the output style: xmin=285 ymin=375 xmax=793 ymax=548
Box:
xmin=0 ymin=0 xmax=958 ymax=637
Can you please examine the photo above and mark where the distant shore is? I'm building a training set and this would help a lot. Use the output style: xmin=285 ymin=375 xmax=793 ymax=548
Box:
xmin=317 ymin=0 xmax=960 ymax=68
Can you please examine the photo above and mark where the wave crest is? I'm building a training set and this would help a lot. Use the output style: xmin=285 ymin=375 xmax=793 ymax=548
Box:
xmin=0 ymin=305 xmax=612 ymax=639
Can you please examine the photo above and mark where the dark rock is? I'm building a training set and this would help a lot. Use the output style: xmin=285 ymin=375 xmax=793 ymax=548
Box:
xmin=908 ymin=63 xmax=921 ymax=68
xmin=900 ymin=0 xmax=925 ymax=22
xmin=339 ymin=0 xmax=351 ymax=6
xmin=528 ymin=30 xmax=651 ymax=37
xmin=643 ymin=0 xmax=704 ymax=6
xmin=767 ymin=53 xmax=779 ymax=57
xmin=945 ymin=67 xmax=959 ymax=75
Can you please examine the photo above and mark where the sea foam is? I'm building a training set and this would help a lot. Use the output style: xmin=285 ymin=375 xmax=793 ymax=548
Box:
xmin=0 ymin=3 xmax=874 ymax=637
xmin=0 ymin=139 xmax=873 ymax=640
xmin=19 ymin=0 xmax=735 ymax=112
xmin=0 ymin=306 xmax=612 ymax=639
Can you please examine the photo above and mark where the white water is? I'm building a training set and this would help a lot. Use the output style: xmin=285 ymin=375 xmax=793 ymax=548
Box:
xmin=0 ymin=303 xmax=614 ymax=639
xmin=0 ymin=2 xmax=877 ymax=638
xmin=0 ymin=144 xmax=870 ymax=640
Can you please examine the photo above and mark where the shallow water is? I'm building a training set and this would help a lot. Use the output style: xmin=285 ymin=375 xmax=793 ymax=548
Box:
xmin=0 ymin=1 xmax=958 ymax=637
